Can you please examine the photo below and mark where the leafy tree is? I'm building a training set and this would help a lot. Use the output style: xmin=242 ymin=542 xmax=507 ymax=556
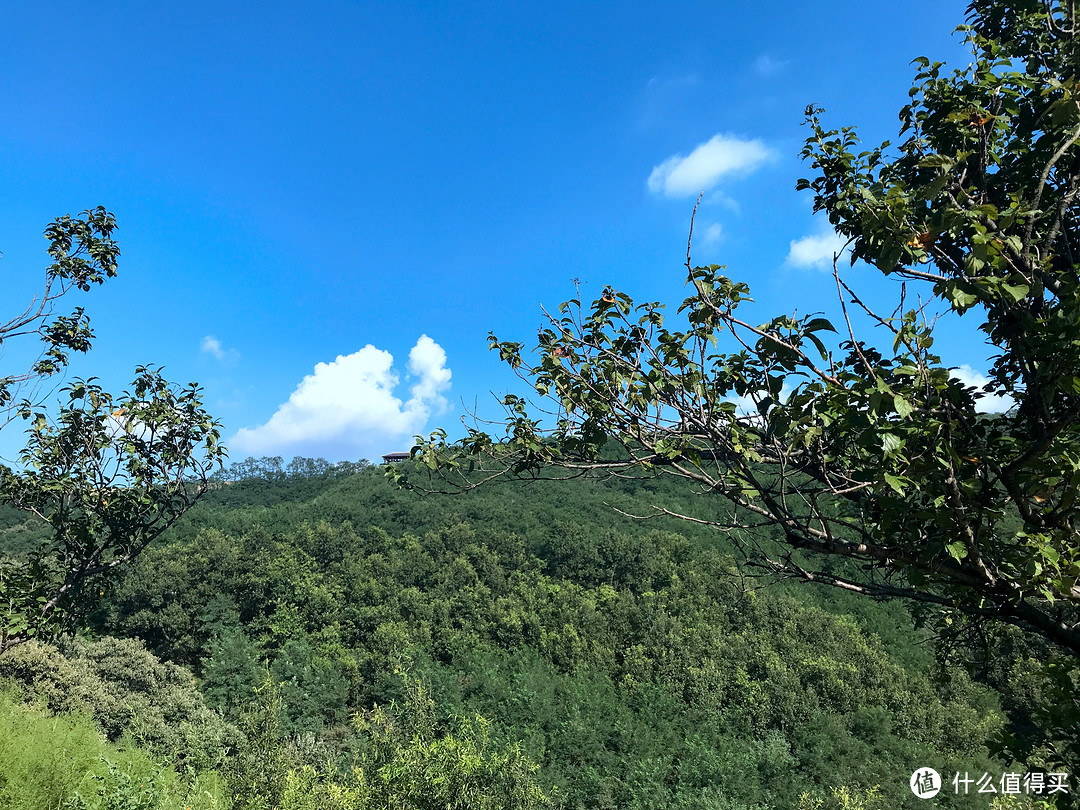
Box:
xmin=276 ymin=672 xmax=552 ymax=810
xmin=0 ymin=210 xmax=224 ymax=653
xmin=226 ymin=671 xmax=291 ymax=810
xmin=271 ymin=638 xmax=350 ymax=735
xmin=0 ymin=207 xmax=118 ymax=424
xmin=406 ymin=0 xmax=1080 ymax=656
xmin=797 ymin=786 xmax=886 ymax=810
xmin=203 ymin=626 xmax=263 ymax=717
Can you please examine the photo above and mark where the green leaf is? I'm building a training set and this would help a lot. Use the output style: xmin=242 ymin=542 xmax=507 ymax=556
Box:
xmin=805 ymin=332 xmax=829 ymax=359
xmin=918 ymin=154 xmax=954 ymax=168
xmin=946 ymin=284 xmax=978 ymax=309
xmin=1000 ymin=282 xmax=1029 ymax=302
xmin=883 ymin=473 xmax=907 ymax=494
xmin=881 ymin=433 xmax=904 ymax=458
xmin=946 ymin=542 xmax=968 ymax=562
xmin=804 ymin=317 xmax=836 ymax=333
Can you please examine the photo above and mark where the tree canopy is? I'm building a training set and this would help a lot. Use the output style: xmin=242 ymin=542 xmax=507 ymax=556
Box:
xmin=90 ymin=462 xmax=1015 ymax=808
xmin=0 ymin=207 xmax=118 ymax=424
xmin=404 ymin=0 xmax=1080 ymax=658
xmin=0 ymin=210 xmax=224 ymax=653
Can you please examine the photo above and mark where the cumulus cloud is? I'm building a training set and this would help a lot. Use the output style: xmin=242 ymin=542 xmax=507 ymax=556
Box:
xmin=201 ymin=336 xmax=225 ymax=359
xmin=231 ymin=335 xmax=451 ymax=460
xmin=405 ymin=336 xmax=452 ymax=411
xmin=648 ymin=133 xmax=775 ymax=198
xmin=201 ymin=335 xmax=238 ymax=363
xmin=787 ymin=227 xmax=848 ymax=269
xmin=950 ymin=365 xmax=1015 ymax=414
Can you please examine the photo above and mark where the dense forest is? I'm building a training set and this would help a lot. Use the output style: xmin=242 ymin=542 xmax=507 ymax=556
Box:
xmin=0 ymin=458 xmax=1070 ymax=809
xmin=5 ymin=0 xmax=1080 ymax=807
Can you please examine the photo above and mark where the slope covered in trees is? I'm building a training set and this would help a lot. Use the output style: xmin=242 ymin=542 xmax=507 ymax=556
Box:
xmin=0 ymin=460 xmax=1049 ymax=807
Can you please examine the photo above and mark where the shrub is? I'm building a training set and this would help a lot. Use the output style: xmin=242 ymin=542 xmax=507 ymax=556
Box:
xmin=0 ymin=636 xmax=237 ymax=772
xmin=0 ymin=686 xmax=229 ymax=810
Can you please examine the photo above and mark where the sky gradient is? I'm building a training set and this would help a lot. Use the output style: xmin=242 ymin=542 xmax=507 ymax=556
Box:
xmin=2 ymin=1 xmax=994 ymax=463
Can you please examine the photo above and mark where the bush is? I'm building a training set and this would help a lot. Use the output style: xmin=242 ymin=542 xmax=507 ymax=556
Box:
xmin=0 ymin=685 xmax=228 ymax=810
xmin=226 ymin=670 xmax=552 ymax=810
xmin=0 ymin=636 xmax=237 ymax=773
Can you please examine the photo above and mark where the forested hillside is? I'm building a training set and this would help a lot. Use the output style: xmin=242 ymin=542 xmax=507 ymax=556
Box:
xmin=5 ymin=0 xmax=1080 ymax=807
xmin=0 ymin=459 xmax=1060 ymax=808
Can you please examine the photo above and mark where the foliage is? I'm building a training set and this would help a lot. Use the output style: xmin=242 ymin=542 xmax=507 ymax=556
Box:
xmin=276 ymin=672 xmax=552 ymax=810
xmin=0 ymin=636 xmax=237 ymax=773
xmin=402 ymin=0 xmax=1080 ymax=659
xmin=989 ymin=797 xmax=1062 ymax=810
xmin=797 ymin=786 xmax=886 ymax=810
xmin=212 ymin=456 xmax=370 ymax=485
xmin=95 ymin=466 xmax=1018 ymax=808
xmin=0 ymin=684 xmax=228 ymax=810
xmin=0 ymin=503 xmax=52 ymax=556
xmin=225 ymin=672 xmax=291 ymax=810
xmin=202 ymin=626 xmax=263 ymax=718
xmin=271 ymin=638 xmax=350 ymax=735
xmin=0 ymin=207 xmax=118 ymax=422
xmin=0 ymin=369 xmax=224 ymax=652
xmin=0 ymin=211 xmax=225 ymax=653
xmin=221 ymin=668 xmax=551 ymax=810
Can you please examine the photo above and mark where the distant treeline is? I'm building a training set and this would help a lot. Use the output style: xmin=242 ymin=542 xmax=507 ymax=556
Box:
xmin=212 ymin=455 xmax=373 ymax=482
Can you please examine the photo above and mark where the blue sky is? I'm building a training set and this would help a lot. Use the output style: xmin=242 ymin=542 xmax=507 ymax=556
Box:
xmin=2 ymin=1 xmax=999 ymax=463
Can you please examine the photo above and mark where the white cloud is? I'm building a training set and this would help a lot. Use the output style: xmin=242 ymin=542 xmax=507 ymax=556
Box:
xmin=753 ymin=54 xmax=788 ymax=77
xmin=701 ymin=223 xmax=723 ymax=245
xmin=201 ymin=335 xmax=225 ymax=360
xmin=704 ymin=190 xmax=741 ymax=214
xmin=406 ymin=335 xmax=452 ymax=411
xmin=646 ymin=72 xmax=699 ymax=90
xmin=950 ymin=365 xmax=1015 ymax=414
xmin=231 ymin=335 xmax=451 ymax=460
xmin=201 ymin=335 xmax=239 ymax=363
xmin=787 ymin=227 xmax=848 ymax=270
xmin=648 ymin=133 xmax=775 ymax=198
